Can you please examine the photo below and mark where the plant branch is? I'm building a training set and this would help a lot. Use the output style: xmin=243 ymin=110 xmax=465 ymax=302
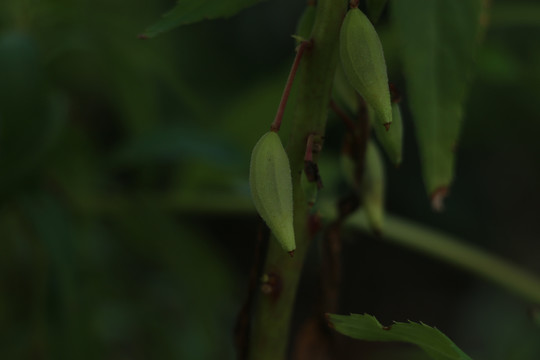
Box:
xmin=249 ymin=1 xmax=347 ymax=359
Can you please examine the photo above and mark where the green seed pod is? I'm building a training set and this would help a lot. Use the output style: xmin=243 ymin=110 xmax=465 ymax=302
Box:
xmin=340 ymin=8 xmax=392 ymax=129
xmin=249 ymin=131 xmax=295 ymax=252
xmin=370 ymin=102 xmax=403 ymax=165
xmin=294 ymin=3 xmax=316 ymax=44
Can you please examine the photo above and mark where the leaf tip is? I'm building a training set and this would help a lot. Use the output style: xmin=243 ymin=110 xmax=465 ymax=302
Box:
xmin=383 ymin=122 xmax=391 ymax=131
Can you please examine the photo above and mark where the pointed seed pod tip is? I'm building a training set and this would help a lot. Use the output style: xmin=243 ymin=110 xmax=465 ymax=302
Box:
xmin=249 ymin=131 xmax=296 ymax=253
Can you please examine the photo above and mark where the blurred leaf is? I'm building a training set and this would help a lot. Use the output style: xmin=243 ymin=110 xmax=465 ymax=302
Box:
xmin=533 ymin=308 xmax=540 ymax=328
xmin=328 ymin=313 xmax=471 ymax=360
xmin=391 ymin=0 xmax=483 ymax=207
xmin=455 ymin=289 xmax=540 ymax=360
xmin=490 ymin=3 xmax=540 ymax=28
xmin=0 ymin=32 xmax=42 ymax=101
xmin=367 ymin=0 xmax=388 ymax=23
xmin=0 ymin=204 xmax=47 ymax=359
xmin=475 ymin=44 xmax=521 ymax=84
xmin=340 ymin=210 xmax=540 ymax=305
xmin=294 ymin=3 xmax=316 ymax=42
xmin=141 ymin=0 xmax=265 ymax=38
xmin=218 ymin=67 xmax=294 ymax=150
xmin=0 ymin=32 xmax=45 ymax=182
xmin=19 ymin=191 xmax=91 ymax=359
xmin=111 ymin=204 xmax=238 ymax=359
xmin=113 ymin=125 xmax=244 ymax=169
xmin=0 ymin=32 xmax=68 ymax=193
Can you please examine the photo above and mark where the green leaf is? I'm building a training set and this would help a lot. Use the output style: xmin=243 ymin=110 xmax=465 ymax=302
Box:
xmin=141 ymin=0 xmax=265 ymax=38
xmin=490 ymin=3 xmax=540 ymax=28
xmin=328 ymin=313 xmax=472 ymax=360
xmin=113 ymin=125 xmax=244 ymax=168
xmin=391 ymin=0 xmax=484 ymax=208
xmin=0 ymin=33 xmax=68 ymax=192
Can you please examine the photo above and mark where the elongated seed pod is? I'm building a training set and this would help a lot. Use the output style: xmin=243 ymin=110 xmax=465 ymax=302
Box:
xmin=249 ymin=131 xmax=295 ymax=252
xmin=340 ymin=8 xmax=392 ymax=128
xmin=370 ymin=102 xmax=403 ymax=165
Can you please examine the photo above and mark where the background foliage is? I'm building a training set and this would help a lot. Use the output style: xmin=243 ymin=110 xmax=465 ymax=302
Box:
xmin=1 ymin=0 xmax=540 ymax=359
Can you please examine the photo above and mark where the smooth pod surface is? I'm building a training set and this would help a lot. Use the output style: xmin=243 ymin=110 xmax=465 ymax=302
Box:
xmin=249 ymin=131 xmax=295 ymax=252
xmin=340 ymin=8 xmax=392 ymax=128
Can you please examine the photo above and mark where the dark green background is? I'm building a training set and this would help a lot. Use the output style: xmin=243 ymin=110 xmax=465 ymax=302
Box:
xmin=0 ymin=0 xmax=539 ymax=359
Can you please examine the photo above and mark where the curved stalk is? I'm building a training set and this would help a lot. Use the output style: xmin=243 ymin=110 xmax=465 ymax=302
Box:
xmin=345 ymin=211 xmax=540 ymax=305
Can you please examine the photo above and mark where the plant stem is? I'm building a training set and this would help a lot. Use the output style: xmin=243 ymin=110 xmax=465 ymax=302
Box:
xmin=248 ymin=1 xmax=347 ymax=359
xmin=271 ymin=41 xmax=310 ymax=132
xmin=345 ymin=211 xmax=540 ymax=305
